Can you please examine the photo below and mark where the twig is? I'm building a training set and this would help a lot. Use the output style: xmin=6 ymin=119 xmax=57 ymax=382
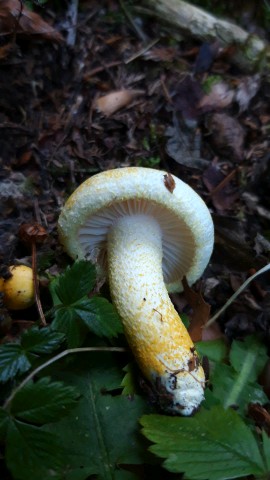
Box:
xmin=204 ymin=263 xmax=270 ymax=328
xmin=160 ymin=74 xmax=173 ymax=104
xmin=84 ymin=61 xmax=122 ymax=79
xmin=125 ymin=38 xmax=160 ymax=64
xmin=119 ymin=0 xmax=147 ymax=42
xmin=18 ymin=224 xmax=48 ymax=326
xmin=138 ymin=0 xmax=269 ymax=72
xmin=64 ymin=0 xmax=79 ymax=46
xmin=206 ymin=168 xmax=239 ymax=201
xmin=31 ymin=241 xmax=46 ymax=326
xmin=3 ymin=346 xmax=126 ymax=410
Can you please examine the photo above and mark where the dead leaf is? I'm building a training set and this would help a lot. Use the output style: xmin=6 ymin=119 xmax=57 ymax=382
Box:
xmin=206 ymin=113 xmax=245 ymax=161
xmin=202 ymin=322 xmax=225 ymax=342
xmin=143 ymin=46 xmax=177 ymax=62
xmin=94 ymin=90 xmax=144 ymax=116
xmin=165 ymin=124 xmax=208 ymax=169
xmin=235 ymin=75 xmax=260 ymax=113
xmin=163 ymin=173 xmax=175 ymax=193
xmin=254 ymin=233 xmax=270 ymax=256
xmin=0 ymin=42 xmax=14 ymax=59
xmin=248 ymin=403 xmax=270 ymax=435
xmin=182 ymin=277 xmax=211 ymax=342
xmin=202 ymin=161 xmax=239 ymax=211
xmin=193 ymin=42 xmax=216 ymax=74
xmin=172 ymin=76 xmax=203 ymax=124
xmin=198 ymin=81 xmax=234 ymax=111
xmin=0 ymin=0 xmax=63 ymax=42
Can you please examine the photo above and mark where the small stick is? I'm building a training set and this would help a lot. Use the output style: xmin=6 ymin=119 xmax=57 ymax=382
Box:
xmin=19 ymin=223 xmax=48 ymax=326
xmin=3 ymin=346 xmax=126 ymax=410
xmin=207 ymin=168 xmax=239 ymax=200
xmin=31 ymin=240 xmax=46 ymax=326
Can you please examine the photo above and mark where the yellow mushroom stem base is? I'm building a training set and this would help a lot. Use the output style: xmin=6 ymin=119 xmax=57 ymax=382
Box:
xmin=107 ymin=214 xmax=205 ymax=415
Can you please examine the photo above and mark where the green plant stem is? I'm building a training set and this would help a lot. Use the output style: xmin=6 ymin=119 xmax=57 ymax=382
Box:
xmin=223 ymin=345 xmax=260 ymax=409
xmin=204 ymin=263 xmax=270 ymax=328
xmin=118 ymin=0 xmax=147 ymax=42
xmin=3 ymin=346 xmax=126 ymax=410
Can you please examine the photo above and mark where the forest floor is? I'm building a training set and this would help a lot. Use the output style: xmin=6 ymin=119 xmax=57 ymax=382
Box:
xmin=0 ymin=0 xmax=270 ymax=480
xmin=1 ymin=0 xmax=270 ymax=369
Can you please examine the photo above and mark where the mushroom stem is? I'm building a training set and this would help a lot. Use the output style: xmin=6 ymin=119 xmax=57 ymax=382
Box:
xmin=107 ymin=214 xmax=205 ymax=415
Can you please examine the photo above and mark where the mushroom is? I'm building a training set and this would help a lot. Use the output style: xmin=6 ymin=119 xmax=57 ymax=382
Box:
xmin=58 ymin=167 xmax=214 ymax=415
xmin=0 ymin=265 xmax=35 ymax=310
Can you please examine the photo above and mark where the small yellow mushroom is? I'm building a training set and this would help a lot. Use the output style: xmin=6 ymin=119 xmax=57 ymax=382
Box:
xmin=58 ymin=167 xmax=214 ymax=415
xmin=0 ymin=265 xmax=35 ymax=310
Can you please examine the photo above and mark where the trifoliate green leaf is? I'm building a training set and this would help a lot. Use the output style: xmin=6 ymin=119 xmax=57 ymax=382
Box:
xmin=230 ymin=335 xmax=268 ymax=382
xmin=5 ymin=420 xmax=64 ymax=480
xmin=51 ymin=260 xmax=96 ymax=305
xmin=10 ymin=377 xmax=79 ymax=424
xmin=141 ymin=405 xmax=267 ymax=480
xmin=196 ymin=338 xmax=228 ymax=363
xmin=211 ymin=363 xmax=268 ymax=413
xmin=52 ymin=296 xmax=122 ymax=345
xmin=75 ymin=296 xmax=123 ymax=338
xmin=51 ymin=308 xmax=88 ymax=348
xmin=0 ymin=344 xmax=31 ymax=383
xmin=21 ymin=326 xmax=65 ymax=354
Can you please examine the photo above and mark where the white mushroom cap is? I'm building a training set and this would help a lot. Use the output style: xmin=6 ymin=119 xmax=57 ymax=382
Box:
xmin=58 ymin=167 xmax=214 ymax=292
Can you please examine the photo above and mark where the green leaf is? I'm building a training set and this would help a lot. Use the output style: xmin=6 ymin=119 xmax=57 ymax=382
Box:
xmin=75 ymin=296 xmax=123 ymax=338
xmin=5 ymin=420 xmax=64 ymax=480
xmin=0 ymin=408 xmax=10 ymax=439
xmin=121 ymin=363 xmax=139 ymax=396
xmin=211 ymin=363 xmax=268 ymax=413
xmin=203 ymin=335 xmax=269 ymax=413
xmin=0 ymin=344 xmax=31 ymax=383
xmin=10 ymin=377 xmax=79 ymax=424
xmin=141 ymin=405 xmax=266 ymax=480
xmin=21 ymin=326 xmax=65 ymax=354
xmin=52 ymin=296 xmax=122 ymax=346
xmin=180 ymin=312 xmax=190 ymax=329
xmin=46 ymin=352 xmax=151 ymax=479
xmin=0 ymin=327 xmax=66 ymax=383
xmin=230 ymin=335 xmax=268 ymax=382
xmin=51 ymin=308 xmax=87 ymax=348
xmin=196 ymin=339 xmax=228 ymax=363
xmin=262 ymin=430 xmax=270 ymax=471
xmin=51 ymin=260 xmax=96 ymax=305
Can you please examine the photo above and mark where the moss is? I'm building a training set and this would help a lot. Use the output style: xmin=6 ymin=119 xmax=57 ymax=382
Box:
xmin=202 ymin=75 xmax=223 ymax=93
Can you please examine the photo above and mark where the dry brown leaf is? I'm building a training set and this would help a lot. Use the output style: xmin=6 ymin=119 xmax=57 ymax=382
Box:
xmin=202 ymin=322 xmax=224 ymax=342
xmin=0 ymin=4 xmax=16 ymax=35
xmin=143 ymin=46 xmax=177 ymax=62
xmin=94 ymin=90 xmax=144 ymax=116
xmin=235 ymin=75 xmax=260 ymax=113
xmin=0 ymin=42 xmax=14 ymax=59
xmin=0 ymin=0 xmax=63 ymax=42
xmin=248 ymin=403 xmax=270 ymax=435
xmin=206 ymin=112 xmax=245 ymax=161
xmin=182 ymin=277 xmax=211 ymax=343
xmin=198 ymin=82 xmax=234 ymax=111
xmin=202 ymin=161 xmax=239 ymax=211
